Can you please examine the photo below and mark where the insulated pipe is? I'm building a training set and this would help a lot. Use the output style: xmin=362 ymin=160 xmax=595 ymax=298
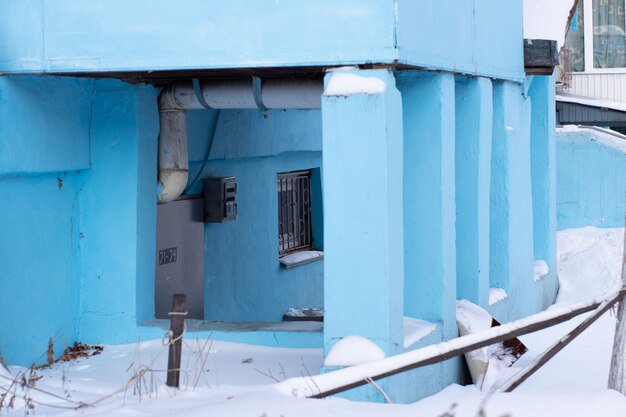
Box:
xmin=157 ymin=108 xmax=189 ymax=203
xmin=159 ymin=78 xmax=323 ymax=111
xmin=157 ymin=77 xmax=323 ymax=203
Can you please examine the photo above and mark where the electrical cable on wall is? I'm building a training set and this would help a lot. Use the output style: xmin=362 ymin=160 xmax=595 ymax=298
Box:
xmin=184 ymin=109 xmax=222 ymax=195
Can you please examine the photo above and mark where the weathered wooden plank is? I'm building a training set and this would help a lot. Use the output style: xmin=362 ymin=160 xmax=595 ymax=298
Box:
xmin=608 ymin=224 xmax=626 ymax=394
xmin=304 ymin=289 xmax=626 ymax=399
xmin=166 ymin=294 xmax=187 ymax=388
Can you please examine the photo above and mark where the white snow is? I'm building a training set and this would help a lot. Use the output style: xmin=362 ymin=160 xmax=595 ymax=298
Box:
xmin=533 ymin=259 xmax=550 ymax=282
xmin=279 ymin=250 xmax=323 ymax=268
xmin=403 ymin=317 xmax=437 ymax=349
xmin=324 ymin=336 xmax=385 ymax=367
xmin=324 ymin=70 xmax=386 ymax=97
xmin=556 ymin=227 xmax=624 ymax=306
xmin=489 ymin=288 xmax=508 ymax=305
xmin=523 ymin=0 xmax=576 ymax=49
xmin=1 ymin=226 xmax=624 ymax=416
xmin=457 ymin=300 xmax=493 ymax=333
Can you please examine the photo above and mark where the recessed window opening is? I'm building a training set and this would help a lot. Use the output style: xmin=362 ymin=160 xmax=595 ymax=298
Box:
xmin=278 ymin=170 xmax=312 ymax=256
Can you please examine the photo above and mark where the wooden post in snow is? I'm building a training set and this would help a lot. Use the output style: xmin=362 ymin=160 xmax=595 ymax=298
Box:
xmin=608 ymin=223 xmax=626 ymax=395
xmin=166 ymin=294 xmax=187 ymax=388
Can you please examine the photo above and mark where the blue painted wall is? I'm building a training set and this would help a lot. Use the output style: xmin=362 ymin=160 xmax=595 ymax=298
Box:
xmin=184 ymin=109 xmax=324 ymax=322
xmin=0 ymin=76 xmax=160 ymax=363
xmin=394 ymin=0 xmax=524 ymax=81
xmin=1 ymin=0 xmax=523 ymax=82
xmin=0 ymin=76 xmax=92 ymax=175
xmin=0 ymin=76 xmax=92 ymax=364
xmin=556 ymin=129 xmax=626 ymax=229
xmin=0 ymin=0 xmax=396 ymax=74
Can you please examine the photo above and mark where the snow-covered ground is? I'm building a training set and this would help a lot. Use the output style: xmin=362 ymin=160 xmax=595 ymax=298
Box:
xmin=1 ymin=227 xmax=624 ymax=416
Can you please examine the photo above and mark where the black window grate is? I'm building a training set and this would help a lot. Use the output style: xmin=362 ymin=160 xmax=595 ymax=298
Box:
xmin=278 ymin=170 xmax=312 ymax=255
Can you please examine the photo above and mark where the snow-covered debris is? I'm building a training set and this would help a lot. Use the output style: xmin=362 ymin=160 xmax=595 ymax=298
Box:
xmin=324 ymin=69 xmax=386 ymax=96
xmin=324 ymin=336 xmax=385 ymax=367
xmin=284 ymin=307 xmax=324 ymax=319
xmin=456 ymin=300 xmax=527 ymax=390
xmin=534 ymin=260 xmax=550 ymax=282
xmin=556 ymin=227 xmax=625 ymax=306
xmin=403 ymin=317 xmax=437 ymax=349
xmin=489 ymin=288 xmax=508 ymax=305
xmin=523 ymin=0 xmax=576 ymax=49
xmin=279 ymin=250 xmax=323 ymax=268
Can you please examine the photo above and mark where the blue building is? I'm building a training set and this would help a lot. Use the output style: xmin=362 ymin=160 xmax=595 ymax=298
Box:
xmin=0 ymin=0 xmax=559 ymax=402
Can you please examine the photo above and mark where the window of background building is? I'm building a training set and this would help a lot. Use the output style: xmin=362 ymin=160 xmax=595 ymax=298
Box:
xmin=565 ymin=0 xmax=585 ymax=71
xmin=593 ymin=0 xmax=626 ymax=68
xmin=564 ymin=0 xmax=626 ymax=71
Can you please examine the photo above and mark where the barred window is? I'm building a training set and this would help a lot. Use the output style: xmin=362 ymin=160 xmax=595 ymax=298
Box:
xmin=277 ymin=170 xmax=312 ymax=255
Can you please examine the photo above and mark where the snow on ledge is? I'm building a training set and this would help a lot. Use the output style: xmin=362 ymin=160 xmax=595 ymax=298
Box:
xmin=534 ymin=259 xmax=550 ymax=282
xmin=324 ymin=336 xmax=385 ymax=367
xmin=403 ymin=317 xmax=437 ymax=349
xmin=557 ymin=124 xmax=626 ymax=155
xmin=324 ymin=70 xmax=386 ymax=97
xmin=280 ymin=250 xmax=323 ymax=268
xmin=488 ymin=288 xmax=508 ymax=306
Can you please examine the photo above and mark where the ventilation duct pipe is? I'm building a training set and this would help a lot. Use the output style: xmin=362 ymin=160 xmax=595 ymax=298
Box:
xmin=157 ymin=77 xmax=323 ymax=204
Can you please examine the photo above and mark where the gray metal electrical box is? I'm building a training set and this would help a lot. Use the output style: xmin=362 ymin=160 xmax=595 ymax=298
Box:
xmin=203 ymin=176 xmax=237 ymax=222
xmin=155 ymin=197 xmax=204 ymax=319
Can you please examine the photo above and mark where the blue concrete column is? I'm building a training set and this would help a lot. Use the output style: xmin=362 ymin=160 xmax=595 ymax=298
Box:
xmin=454 ymin=76 xmax=492 ymax=308
xmin=528 ymin=76 xmax=559 ymax=309
xmin=397 ymin=72 xmax=456 ymax=339
xmin=489 ymin=81 xmax=536 ymax=320
xmin=78 ymin=79 xmax=159 ymax=343
xmin=322 ymin=69 xmax=404 ymax=361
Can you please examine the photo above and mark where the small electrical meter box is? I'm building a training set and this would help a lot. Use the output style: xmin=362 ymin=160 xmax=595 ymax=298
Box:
xmin=203 ymin=176 xmax=237 ymax=222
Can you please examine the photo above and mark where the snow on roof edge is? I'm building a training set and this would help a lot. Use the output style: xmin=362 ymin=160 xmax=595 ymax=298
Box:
xmin=556 ymin=93 xmax=626 ymax=113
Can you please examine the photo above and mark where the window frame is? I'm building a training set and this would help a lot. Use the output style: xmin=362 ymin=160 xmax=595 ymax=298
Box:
xmin=277 ymin=169 xmax=313 ymax=257
xmin=570 ymin=0 xmax=626 ymax=73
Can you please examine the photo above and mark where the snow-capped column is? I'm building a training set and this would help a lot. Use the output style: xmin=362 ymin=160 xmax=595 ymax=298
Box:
xmin=397 ymin=72 xmax=457 ymax=339
xmin=454 ymin=76 xmax=493 ymax=308
xmin=321 ymin=69 xmax=404 ymax=384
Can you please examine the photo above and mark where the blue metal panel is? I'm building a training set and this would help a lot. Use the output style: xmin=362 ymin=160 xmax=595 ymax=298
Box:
xmin=0 ymin=0 xmax=397 ymax=73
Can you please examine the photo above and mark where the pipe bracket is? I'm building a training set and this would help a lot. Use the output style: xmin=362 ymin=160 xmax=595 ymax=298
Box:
xmin=252 ymin=76 xmax=267 ymax=110
xmin=192 ymin=79 xmax=213 ymax=109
